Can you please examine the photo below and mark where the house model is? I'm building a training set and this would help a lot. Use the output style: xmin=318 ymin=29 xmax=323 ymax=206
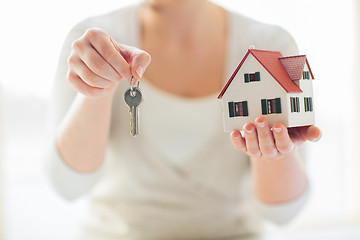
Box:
xmin=217 ymin=48 xmax=315 ymax=132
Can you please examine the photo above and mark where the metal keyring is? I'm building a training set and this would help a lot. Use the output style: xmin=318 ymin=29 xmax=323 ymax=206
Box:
xmin=129 ymin=76 xmax=139 ymax=97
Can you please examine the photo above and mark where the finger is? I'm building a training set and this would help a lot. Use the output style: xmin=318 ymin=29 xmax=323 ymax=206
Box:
xmin=86 ymin=31 xmax=132 ymax=80
xmin=72 ymin=38 xmax=122 ymax=82
xmin=231 ymin=131 xmax=247 ymax=152
xmin=119 ymin=44 xmax=151 ymax=81
xmin=68 ymin=55 xmax=115 ymax=88
xmin=243 ymin=123 xmax=261 ymax=157
xmin=272 ymin=122 xmax=295 ymax=154
xmin=67 ymin=71 xmax=106 ymax=98
xmin=255 ymin=117 xmax=277 ymax=158
xmin=306 ymin=125 xmax=322 ymax=142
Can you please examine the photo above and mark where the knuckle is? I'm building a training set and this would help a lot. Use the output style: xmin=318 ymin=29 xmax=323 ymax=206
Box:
xmin=84 ymin=28 xmax=107 ymax=42
xmin=67 ymin=55 xmax=76 ymax=65
xmin=66 ymin=70 xmax=76 ymax=82
xmin=66 ymin=70 xmax=73 ymax=80
xmin=85 ymin=28 xmax=101 ymax=39
xmin=278 ymin=144 xmax=294 ymax=153
xmin=247 ymin=147 xmax=260 ymax=156
xmin=71 ymin=39 xmax=83 ymax=51
xmin=261 ymin=146 xmax=277 ymax=156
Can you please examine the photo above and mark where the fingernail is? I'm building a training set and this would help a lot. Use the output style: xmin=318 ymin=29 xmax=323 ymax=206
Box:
xmin=232 ymin=131 xmax=240 ymax=139
xmin=256 ymin=121 xmax=265 ymax=128
xmin=136 ymin=66 xmax=144 ymax=78
xmin=273 ymin=127 xmax=281 ymax=133
xmin=245 ymin=126 xmax=254 ymax=134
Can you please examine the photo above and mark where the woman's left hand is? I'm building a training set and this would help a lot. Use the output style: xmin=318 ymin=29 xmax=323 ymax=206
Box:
xmin=231 ymin=116 xmax=321 ymax=160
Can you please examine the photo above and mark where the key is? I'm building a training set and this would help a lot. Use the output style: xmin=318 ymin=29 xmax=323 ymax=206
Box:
xmin=124 ymin=86 xmax=143 ymax=137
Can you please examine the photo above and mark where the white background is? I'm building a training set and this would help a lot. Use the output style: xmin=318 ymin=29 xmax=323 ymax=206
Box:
xmin=0 ymin=0 xmax=359 ymax=239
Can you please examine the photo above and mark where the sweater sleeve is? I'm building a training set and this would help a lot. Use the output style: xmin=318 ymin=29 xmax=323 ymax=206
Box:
xmin=251 ymin=145 xmax=310 ymax=224
xmin=45 ymin=5 xmax=138 ymax=201
xmin=253 ymin=183 xmax=310 ymax=225
xmin=45 ymin=20 xmax=104 ymax=200
xmin=45 ymin=141 xmax=104 ymax=200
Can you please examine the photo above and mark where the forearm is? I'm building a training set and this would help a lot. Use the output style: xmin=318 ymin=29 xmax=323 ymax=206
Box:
xmin=56 ymin=93 xmax=114 ymax=172
xmin=251 ymin=150 xmax=308 ymax=204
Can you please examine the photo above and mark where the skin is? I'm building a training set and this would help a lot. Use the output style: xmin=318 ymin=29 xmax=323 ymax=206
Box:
xmin=57 ymin=0 xmax=321 ymax=204
xmin=231 ymin=117 xmax=321 ymax=203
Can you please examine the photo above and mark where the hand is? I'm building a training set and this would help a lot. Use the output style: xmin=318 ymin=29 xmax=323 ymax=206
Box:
xmin=67 ymin=28 xmax=151 ymax=98
xmin=230 ymin=116 xmax=321 ymax=160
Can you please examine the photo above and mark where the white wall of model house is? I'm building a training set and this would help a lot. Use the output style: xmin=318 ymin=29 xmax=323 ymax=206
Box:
xmin=287 ymin=63 xmax=315 ymax=127
xmin=221 ymin=54 xmax=315 ymax=132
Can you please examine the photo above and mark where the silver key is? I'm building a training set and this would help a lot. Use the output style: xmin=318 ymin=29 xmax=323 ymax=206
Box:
xmin=124 ymin=87 xmax=143 ymax=137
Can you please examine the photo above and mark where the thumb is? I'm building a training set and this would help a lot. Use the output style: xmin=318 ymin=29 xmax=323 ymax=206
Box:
xmin=306 ymin=125 xmax=322 ymax=142
xmin=129 ymin=48 xmax=151 ymax=81
xmin=112 ymin=41 xmax=151 ymax=82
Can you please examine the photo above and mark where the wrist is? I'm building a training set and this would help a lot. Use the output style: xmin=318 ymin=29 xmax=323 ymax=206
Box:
xmin=79 ymin=88 xmax=116 ymax=105
xmin=251 ymin=150 xmax=308 ymax=204
xmin=80 ymin=81 xmax=119 ymax=102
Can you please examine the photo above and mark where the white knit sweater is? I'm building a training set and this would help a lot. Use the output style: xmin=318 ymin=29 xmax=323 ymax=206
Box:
xmin=46 ymin=3 xmax=309 ymax=240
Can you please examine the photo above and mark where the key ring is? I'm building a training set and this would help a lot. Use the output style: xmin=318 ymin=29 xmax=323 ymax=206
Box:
xmin=130 ymin=76 xmax=139 ymax=97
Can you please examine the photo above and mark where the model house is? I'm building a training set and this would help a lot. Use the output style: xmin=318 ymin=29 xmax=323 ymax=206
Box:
xmin=217 ymin=48 xmax=315 ymax=132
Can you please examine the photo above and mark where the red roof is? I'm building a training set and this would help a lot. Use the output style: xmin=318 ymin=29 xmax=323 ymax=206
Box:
xmin=217 ymin=49 xmax=313 ymax=99
xmin=279 ymin=55 xmax=314 ymax=80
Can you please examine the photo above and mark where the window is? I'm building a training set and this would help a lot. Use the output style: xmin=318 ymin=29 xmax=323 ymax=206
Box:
xmin=261 ymin=98 xmax=282 ymax=114
xmin=0 ymin=1 xmax=357 ymax=239
xmin=228 ymin=101 xmax=248 ymax=117
xmin=303 ymin=71 xmax=311 ymax=79
xmin=290 ymin=97 xmax=300 ymax=112
xmin=304 ymin=97 xmax=313 ymax=112
xmin=244 ymin=72 xmax=260 ymax=83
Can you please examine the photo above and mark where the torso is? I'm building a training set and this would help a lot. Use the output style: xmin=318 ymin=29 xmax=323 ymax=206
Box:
xmin=73 ymin=3 xmax=299 ymax=238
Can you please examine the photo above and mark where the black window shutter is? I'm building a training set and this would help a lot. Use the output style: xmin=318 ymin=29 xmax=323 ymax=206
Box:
xmin=310 ymin=97 xmax=313 ymax=111
xmin=255 ymin=72 xmax=260 ymax=81
xmin=244 ymin=74 xmax=250 ymax=83
xmin=228 ymin=102 xmax=235 ymax=117
xmin=275 ymin=98 xmax=282 ymax=113
xmin=243 ymin=101 xmax=249 ymax=116
xmin=296 ymin=97 xmax=300 ymax=112
xmin=304 ymin=98 xmax=308 ymax=112
xmin=294 ymin=98 xmax=296 ymax=112
xmin=261 ymin=99 xmax=267 ymax=115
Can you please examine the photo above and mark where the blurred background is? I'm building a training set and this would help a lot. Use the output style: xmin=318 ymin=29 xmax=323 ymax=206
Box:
xmin=0 ymin=0 xmax=359 ymax=239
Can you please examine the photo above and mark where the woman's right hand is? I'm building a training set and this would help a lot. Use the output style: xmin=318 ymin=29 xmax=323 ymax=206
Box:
xmin=67 ymin=28 xmax=151 ymax=98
